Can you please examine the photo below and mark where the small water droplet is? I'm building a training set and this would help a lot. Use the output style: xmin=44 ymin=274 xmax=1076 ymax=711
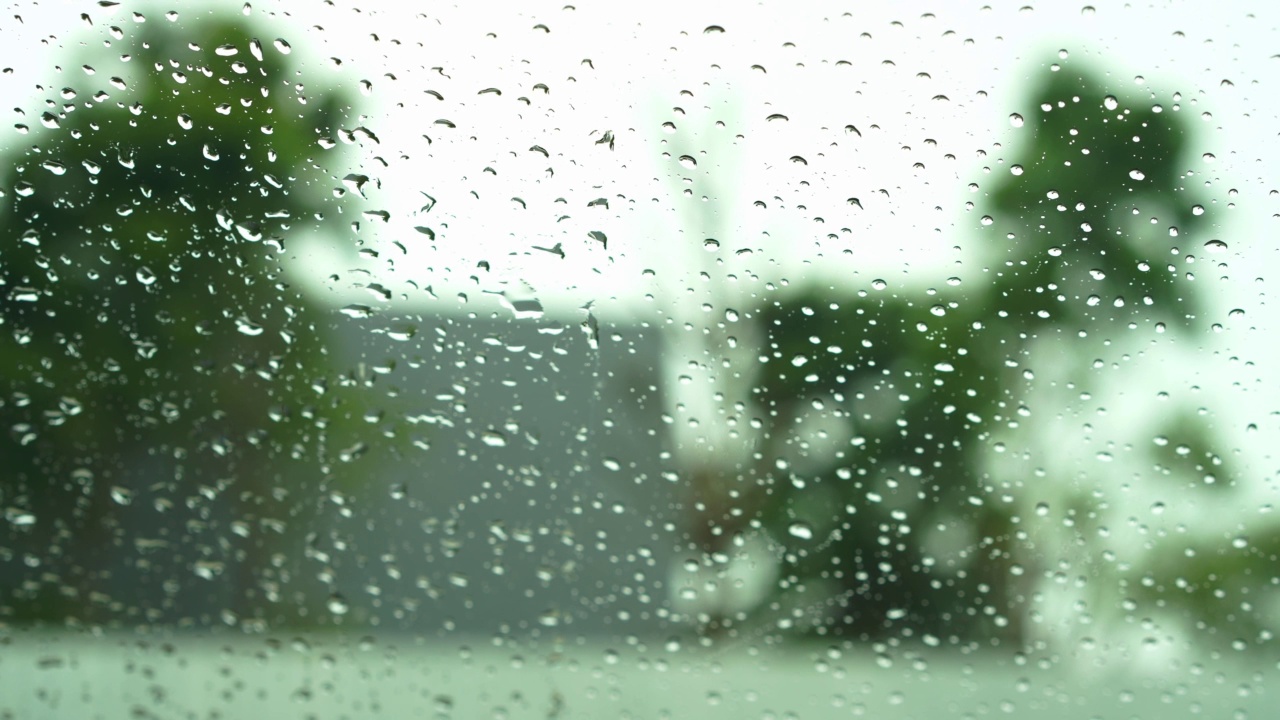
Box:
xmin=482 ymin=430 xmax=508 ymax=447
xmin=677 ymin=154 xmax=697 ymax=169
xmin=235 ymin=317 xmax=264 ymax=336
xmin=327 ymin=593 xmax=349 ymax=615
xmin=788 ymin=522 xmax=814 ymax=540
xmin=1103 ymin=95 xmax=1119 ymax=110
xmin=1009 ymin=113 xmax=1024 ymax=127
xmin=340 ymin=304 xmax=374 ymax=319
xmin=110 ymin=486 xmax=133 ymax=506
xmin=1203 ymin=239 xmax=1228 ymax=253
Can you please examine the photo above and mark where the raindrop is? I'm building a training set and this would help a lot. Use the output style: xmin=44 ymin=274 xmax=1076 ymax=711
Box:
xmin=273 ymin=38 xmax=292 ymax=54
xmin=1009 ymin=113 xmax=1024 ymax=127
xmin=1103 ymin=95 xmax=1119 ymax=110
xmin=235 ymin=318 xmax=264 ymax=336
xmin=110 ymin=486 xmax=133 ymax=506
xmin=327 ymin=594 xmax=349 ymax=615
xmin=1203 ymin=239 xmax=1228 ymax=253
xmin=340 ymin=304 xmax=374 ymax=319
xmin=677 ymin=155 xmax=697 ymax=169
xmin=788 ymin=522 xmax=814 ymax=540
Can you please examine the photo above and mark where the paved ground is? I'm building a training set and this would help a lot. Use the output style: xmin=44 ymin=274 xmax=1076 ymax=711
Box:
xmin=1 ymin=632 xmax=1272 ymax=719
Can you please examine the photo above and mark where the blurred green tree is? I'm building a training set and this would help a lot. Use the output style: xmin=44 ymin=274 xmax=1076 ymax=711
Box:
xmin=0 ymin=10 xmax=370 ymax=628
xmin=671 ymin=62 xmax=1256 ymax=650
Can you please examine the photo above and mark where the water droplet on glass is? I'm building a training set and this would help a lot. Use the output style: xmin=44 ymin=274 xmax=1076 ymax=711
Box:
xmin=482 ymin=430 xmax=508 ymax=447
xmin=327 ymin=593 xmax=349 ymax=615
xmin=110 ymin=486 xmax=133 ymax=506
xmin=1203 ymin=239 xmax=1228 ymax=253
xmin=340 ymin=304 xmax=374 ymax=319
xmin=788 ymin=522 xmax=814 ymax=540
xmin=1103 ymin=95 xmax=1119 ymax=110
xmin=1009 ymin=113 xmax=1024 ymax=127
xmin=677 ymin=155 xmax=697 ymax=169
xmin=235 ymin=317 xmax=264 ymax=336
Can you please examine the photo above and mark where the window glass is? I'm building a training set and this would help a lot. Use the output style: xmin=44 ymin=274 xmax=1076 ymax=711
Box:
xmin=2 ymin=2 xmax=1275 ymax=717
